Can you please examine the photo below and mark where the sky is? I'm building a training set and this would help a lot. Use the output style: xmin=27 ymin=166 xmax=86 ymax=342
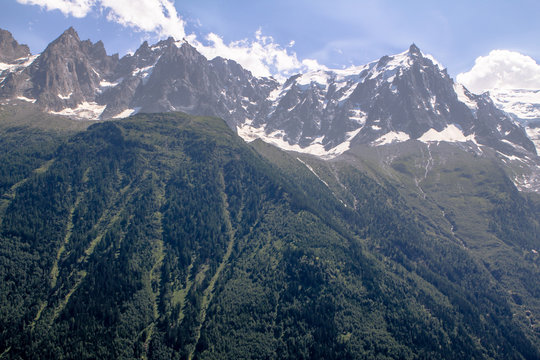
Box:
xmin=2 ymin=0 xmax=540 ymax=92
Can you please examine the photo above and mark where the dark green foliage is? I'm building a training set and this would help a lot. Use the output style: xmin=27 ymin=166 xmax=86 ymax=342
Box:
xmin=0 ymin=112 xmax=538 ymax=359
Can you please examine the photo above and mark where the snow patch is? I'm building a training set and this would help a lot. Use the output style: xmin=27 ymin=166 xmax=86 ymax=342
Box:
xmin=0 ymin=62 xmax=19 ymax=72
xmin=23 ymin=54 xmax=39 ymax=66
xmin=454 ymin=83 xmax=478 ymax=112
xmin=338 ymin=83 xmax=358 ymax=102
xmin=50 ymin=101 xmax=105 ymax=120
xmin=329 ymin=127 xmax=363 ymax=156
xmin=496 ymin=151 xmax=526 ymax=163
xmin=0 ymin=55 xmax=39 ymax=73
xmin=268 ymin=87 xmax=284 ymax=102
xmin=368 ymin=50 xmax=411 ymax=81
xmin=424 ymin=53 xmax=445 ymax=71
xmin=430 ymin=96 xmax=437 ymax=110
xmin=500 ymin=139 xmax=530 ymax=154
xmin=296 ymin=71 xmax=330 ymax=88
xmin=333 ymin=64 xmax=369 ymax=78
xmin=17 ymin=96 xmax=36 ymax=103
xmin=372 ymin=131 xmax=410 ymax=146
xmin=349 ymin=109 xmax=367 ymax=125
xmin=418 ymin=124 xmax=475 ymax=143
xmin=100 ymin=78 xmax=123 ymax=88
xmin=132 ymin=63 xmax=157 ymax=84
xmin=113 ymin=107 xmax=140 ymax=119
xmin=23 ymin=54 xmax=39 ymax=67
xmin=237 ymin=120 xmax=361 ymax=159
xmin=525 ymin=126 xmax=540 ymax=153
xmin=58 ymin=92 xmax=72 ymax=100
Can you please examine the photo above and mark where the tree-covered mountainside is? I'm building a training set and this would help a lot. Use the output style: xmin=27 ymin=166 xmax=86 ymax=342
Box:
xmin=0 ymin=111 xmax=539 ymax=359
xmin=254 ymin=139 xmax=540 ymax=357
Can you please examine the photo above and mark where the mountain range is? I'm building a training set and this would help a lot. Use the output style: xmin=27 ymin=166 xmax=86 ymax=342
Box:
xmin=1 ymin=28 xmax=539 ymax=159
xmin=0 ymin=27 xmax=539 ymax=359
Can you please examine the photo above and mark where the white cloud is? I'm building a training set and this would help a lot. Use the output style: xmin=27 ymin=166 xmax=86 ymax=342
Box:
xmin=17 ymin=0 xmax=185 ymax=39
xmin=457 ymin=50 xmax=540 ymax=94
xmin=100 ymin=0 xmax=185 ymax=40
xmin=17 ymin=0 xmax=93 ymax=18
xmin=18 ymin=0 xmax=324 ymax=81
xmin=188 ymin=29 xmax=326 ymax=81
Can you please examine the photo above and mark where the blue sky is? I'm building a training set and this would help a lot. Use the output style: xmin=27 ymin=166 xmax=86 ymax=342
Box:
xmin=3 ymin=0 xmax=540 ymax=87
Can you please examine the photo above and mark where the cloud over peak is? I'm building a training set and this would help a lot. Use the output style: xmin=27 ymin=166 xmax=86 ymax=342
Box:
xmin=17 ymin=0 xmax=323 ymax=81
xmin=189 ymin=30 xmax=326 ymax=81
xmin=457 ymin=50 xmax=540 ymax=94
xmin=18 ymin=0 xmax=186 ymax=39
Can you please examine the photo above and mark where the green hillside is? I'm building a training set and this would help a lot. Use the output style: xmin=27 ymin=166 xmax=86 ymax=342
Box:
xmin=0 ymin=112 xmax=538 ymax=359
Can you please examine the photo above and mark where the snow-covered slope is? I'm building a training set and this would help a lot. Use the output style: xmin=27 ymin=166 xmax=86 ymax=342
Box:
xmin=488 ymin=88 xmax=540 ymax=124
xmin=480 ymin=88 xmax=540 ymax=156
xmin=526 ymin=124 xmax=540 ymax=154
xmin=237 ymin=44 xmax=535 ymax=159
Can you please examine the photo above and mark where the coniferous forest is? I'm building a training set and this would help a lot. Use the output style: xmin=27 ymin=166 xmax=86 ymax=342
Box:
xmin=0 ymin=111 xmax=538 ymax=359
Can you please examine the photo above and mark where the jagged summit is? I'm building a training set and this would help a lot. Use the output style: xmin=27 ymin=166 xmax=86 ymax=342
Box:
xmin=408 ymin=43 xmax=421 ymax=55
xmin=0 ymin=27 xmax=120 ymax=115
xmin=0 ymin=27 xmax=538 ymax=180
xmin=243 ymin=42 xmax=531 ymax=155
xmin=40 ymin=26 xmax=84 ymax=55
xmin=56 ymin=26 xmax=79 ymax=41
xmin=0 ymin=29 xmax=31 ymax=63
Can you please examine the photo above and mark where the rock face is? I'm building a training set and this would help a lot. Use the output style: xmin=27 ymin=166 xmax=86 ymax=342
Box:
xmin=250 ymin=44 xmax=535 ymax=156
xmin=0 ymin=29 xmax=30 ymax=63
xmin=109 ymin=38 xmax=277 ymax=128
xmin=0 ymin=27 xmax=537 ymax=159
xmin=0 ymin=28 xmax=278 ymax=122
xmin=0 ymin=27 xmax=118 ymax=115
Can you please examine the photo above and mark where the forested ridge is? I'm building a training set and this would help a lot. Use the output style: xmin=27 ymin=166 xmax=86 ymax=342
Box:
xmin=0 ymin=111 xmax=538 ymax=359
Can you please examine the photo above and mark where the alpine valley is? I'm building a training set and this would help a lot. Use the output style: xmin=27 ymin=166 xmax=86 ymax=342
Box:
xmin=0 ymin=27 xmax=539 ymax=359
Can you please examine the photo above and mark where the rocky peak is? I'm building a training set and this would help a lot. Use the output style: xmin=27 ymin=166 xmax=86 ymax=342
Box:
xmin=178 ymin=41 xmax=205 ymax=61
xmin=375 ymin=55 xmax=392 ymax=69
xmin=0 ymin=27 xmax=120 ymax=112
xmin=81 ymin=39 xmax=106 ymax=59
xmin=0 ymin=29 xmax=31 ymax=63
xmin=134 ymin=41 xmax=152 ymax=60
xmin=114 ymin=40 xmax=158 ymax=77
xmin=162 ymin=36 xmax=177 ymax=47
xmin=256 ymin=44 xmax=458 ymax=149
xmin=63 ymin=26 xmax=78 ymax=37
xmin=210 ymin=56 xmax=254 ymax=84
xmin=49 ymin=27 xmax=81 ymax=49
xmin=408 ymin=43 xmax=422 ymax=57
xmin=138 ymin=40 xmax=150 ymax=52
xmin=147 ymin=37 xmax=181 ymax=56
